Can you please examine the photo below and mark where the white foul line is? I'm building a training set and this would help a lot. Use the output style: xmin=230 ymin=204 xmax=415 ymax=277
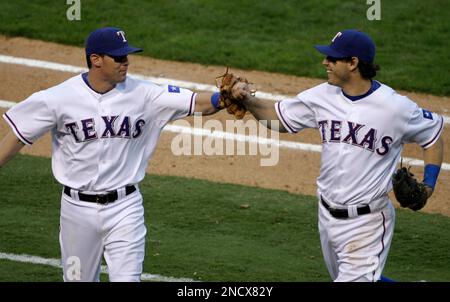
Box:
xmin=0 ymin=54 xmax=289 ymax=100
xmin=1 ymin=99 xmax=449 ymax=171
xmin=0 ymin=100 xmax=16 ymax=109
xmin=1 ymin=54 xmax=449 ymax=124
xmin=164 ymin=123 xmax=323 ymax=153
xmin=0 ymin=252 xmax=195 ymax=282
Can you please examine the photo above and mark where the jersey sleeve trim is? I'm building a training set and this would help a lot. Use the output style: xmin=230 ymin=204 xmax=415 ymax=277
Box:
xmin=3 ymin=112 xmax=33 ymax=145
xmin=421 ymin=115 xmax=444 ymax=149
xmin=275 ymin=101 xmax=297 ymax=133
xmin=187 ymin=92 xmax=196 ymax=116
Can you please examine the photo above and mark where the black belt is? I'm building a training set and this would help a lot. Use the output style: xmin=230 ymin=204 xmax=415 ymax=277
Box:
xmin=321 ymin=196 xmax=370 ymax=218
xmin=64 ymin=185 xmax=136 ymax=204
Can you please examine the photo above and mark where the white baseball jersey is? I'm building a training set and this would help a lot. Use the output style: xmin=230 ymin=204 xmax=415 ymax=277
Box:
xmin=275 ymin=82 xmax=444 ymax=205
xmin=3 ymin=74 xmax=196 ymax=192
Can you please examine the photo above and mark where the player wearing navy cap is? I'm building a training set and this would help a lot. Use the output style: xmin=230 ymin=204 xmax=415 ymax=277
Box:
xmin=235 ymin=29 xmax=444 ymax=281
xmin=0 ymin=27 xmax=229 ymax=281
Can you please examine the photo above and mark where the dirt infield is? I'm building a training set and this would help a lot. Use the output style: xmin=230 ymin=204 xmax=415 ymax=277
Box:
xmin=1 ymin=35 xmax=449 ymax=216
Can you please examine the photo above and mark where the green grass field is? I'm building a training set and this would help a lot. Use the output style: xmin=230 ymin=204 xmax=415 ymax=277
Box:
xmin=0 ymin=0 xmax=449 ymax=95
xmin=0 ymin=155 xmax=449 ymax=281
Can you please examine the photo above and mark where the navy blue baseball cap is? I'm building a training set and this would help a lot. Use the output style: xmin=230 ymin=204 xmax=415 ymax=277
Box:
xmin=85 ymin=27 xmax=143 ymax=56
xmin=314 ymin=30 xmax=375 ymax=63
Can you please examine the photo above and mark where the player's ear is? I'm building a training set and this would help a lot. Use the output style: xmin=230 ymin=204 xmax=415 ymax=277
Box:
xmin=348 ymin=57 xmax=359 ymax=72
xmin=90 ymin=54 xmax=103 ymax=68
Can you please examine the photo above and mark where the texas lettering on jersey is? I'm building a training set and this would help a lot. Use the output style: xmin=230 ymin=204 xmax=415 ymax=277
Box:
xmin=318 ymin=119 xmax=393 ymax=155
xmin=65 ymin=116 xmax=146 ymax=143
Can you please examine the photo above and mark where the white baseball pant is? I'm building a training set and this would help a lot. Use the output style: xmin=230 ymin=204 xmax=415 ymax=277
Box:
xmin=318 ymin=195 xmax=395 ymax=282
xmin=59 ymin=187 xmax=147 ymax=282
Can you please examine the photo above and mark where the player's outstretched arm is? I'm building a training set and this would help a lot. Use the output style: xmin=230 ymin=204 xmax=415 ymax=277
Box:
xmin=0 ymin=129 xmax=25 ymax=168
xmin=422 ymin=135 xmax=444 ymax=198
xmin=193 ymin=89 xmax=287 ymax=133
xmin=242 ymin=95 xmax=287 ymax=133
xmin=193 ymin=92 xmax=222 ymax=116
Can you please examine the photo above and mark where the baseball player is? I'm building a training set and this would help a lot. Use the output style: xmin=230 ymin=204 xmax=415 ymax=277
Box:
xmin=236 ymin=30 xmax=444 ymax=281
xmin=0 ymin=27 xmax=226 ymax=281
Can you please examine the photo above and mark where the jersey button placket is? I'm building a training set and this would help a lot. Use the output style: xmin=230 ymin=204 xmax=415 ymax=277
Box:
xmin=336 ymin=105 xmax=354 ymax=192
xmin=98 ymin=101 xmax=108 ymax=179
xmin=102 ymin=102 xmax=110 ymax=164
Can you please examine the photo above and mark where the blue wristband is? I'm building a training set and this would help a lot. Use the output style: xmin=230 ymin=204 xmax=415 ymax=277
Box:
xmin=211 ymin=92 xmax=220 ymax=109
xmin=423 ymin=164 xmax=440 ymax=190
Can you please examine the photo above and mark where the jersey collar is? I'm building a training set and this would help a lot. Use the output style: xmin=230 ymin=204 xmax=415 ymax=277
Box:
xmin=342 ymin=80 xmax=381 ymax=102
xmin=81 ymin=73 xmax=122 ymax=99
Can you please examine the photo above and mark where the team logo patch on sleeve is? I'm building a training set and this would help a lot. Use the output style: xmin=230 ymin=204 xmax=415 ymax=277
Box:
xmin=168 ymin=85 xmax=180 ymax=93
xmin=422 ymin=109 xmax=433 ymax=120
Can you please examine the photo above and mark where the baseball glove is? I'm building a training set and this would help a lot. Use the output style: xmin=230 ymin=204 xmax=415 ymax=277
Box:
xmin=215 ymin=68 xmax=253 ymax=119
xmin=392 ymin=167 xmax=429 ymax=211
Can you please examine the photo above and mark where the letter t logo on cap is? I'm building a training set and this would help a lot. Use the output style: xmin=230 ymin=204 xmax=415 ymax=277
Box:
xmin=117 ymin=31 xmax=127 ymax=42
xmin=332 ymin=32 xmax=342 ymax=42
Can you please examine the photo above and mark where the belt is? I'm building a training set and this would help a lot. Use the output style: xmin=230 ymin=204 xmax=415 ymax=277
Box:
xmin=321 ymin=196 xmax=370 ymax=219
xmin=64 ymin=185 xmax=136 ymax=204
